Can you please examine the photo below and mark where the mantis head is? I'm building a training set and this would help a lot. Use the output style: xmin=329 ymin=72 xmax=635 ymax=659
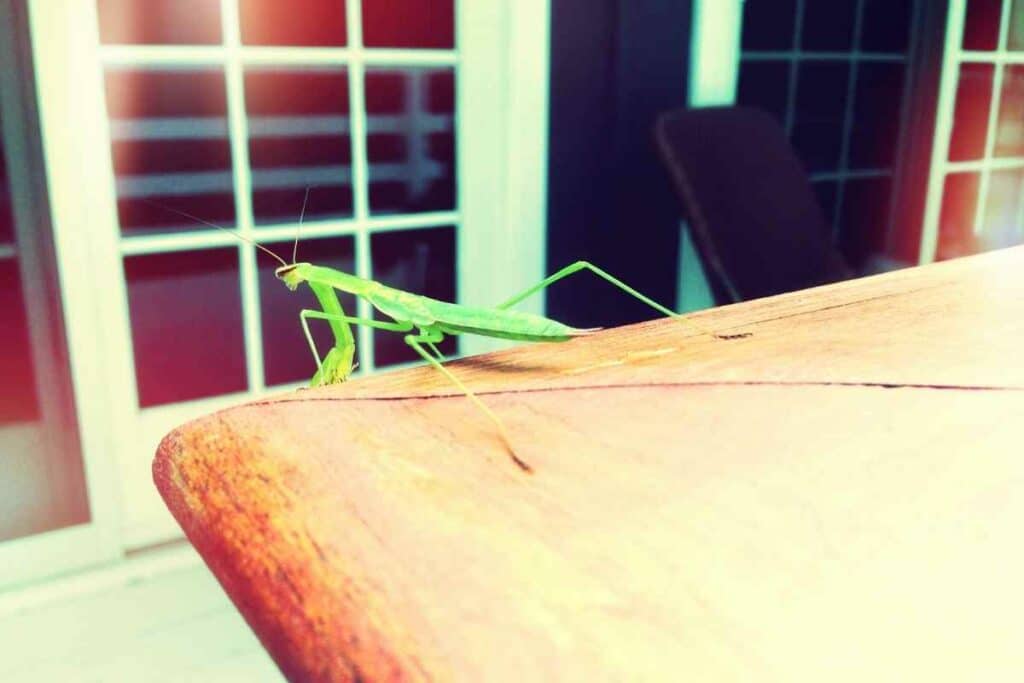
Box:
xmin=275 ymin=263 xmax=310 ymax=291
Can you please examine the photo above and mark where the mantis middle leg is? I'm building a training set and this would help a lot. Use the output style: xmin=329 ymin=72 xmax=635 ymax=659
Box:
xmin=404 ymin=326 xmax=531 ymax=472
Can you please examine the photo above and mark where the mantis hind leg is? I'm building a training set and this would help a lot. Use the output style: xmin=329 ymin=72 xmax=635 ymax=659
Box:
xmin=404 ymin=327 xmax=531 ymax=473
xmin=495 ymin=260 xmax=723 ymax=338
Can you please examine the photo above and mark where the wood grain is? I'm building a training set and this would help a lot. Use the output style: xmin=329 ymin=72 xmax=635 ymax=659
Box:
xmin=154 ymin=246 xmax=1024 ymax=681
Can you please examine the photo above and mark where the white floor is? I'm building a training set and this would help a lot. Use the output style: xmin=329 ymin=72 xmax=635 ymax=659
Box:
xmin=0 ymin=543 xmax=283 ymax=682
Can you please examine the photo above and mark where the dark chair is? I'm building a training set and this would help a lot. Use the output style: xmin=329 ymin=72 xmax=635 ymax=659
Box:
xmin=654 ymin=106 xmax=854 ymax=303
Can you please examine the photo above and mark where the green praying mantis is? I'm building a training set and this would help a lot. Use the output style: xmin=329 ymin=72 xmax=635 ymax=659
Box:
xmin=159 ymin=197 xmax=724 ymax=471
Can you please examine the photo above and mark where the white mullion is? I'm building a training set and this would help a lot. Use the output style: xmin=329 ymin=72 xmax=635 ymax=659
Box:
xmin=101 ymin=44 xmax=456 ymax=68
xmin=221 ymin=0 xmax=265 ymax=394
xmin=346 ymin=0 xmax=375 ymax=374
xmin=0 ymin=244 xmax=15 ymax=259
xmin=947 ymin=156 xmax=1024 ymax=172
xmin=830 ymin=0 xmax=866 ymax=240
xmin=919 ymin=0 xmax=968 ymax=263
xmin=971 ymin=0 xmax=1012 ymax=236
xmin=962 ymin=51 xmax=1024 ymax=64
xmin=783 ymin=0 xmax=805 ymax=136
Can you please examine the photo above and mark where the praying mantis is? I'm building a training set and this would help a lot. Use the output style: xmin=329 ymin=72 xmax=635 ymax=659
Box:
xmin=158 ymin=199 xmax=721 ymax=471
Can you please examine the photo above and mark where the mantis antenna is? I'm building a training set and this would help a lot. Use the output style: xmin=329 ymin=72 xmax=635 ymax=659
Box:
xmin=141 ymin=198 xmax=289 ymax=267
xmin=293 ymin=186 xmax=312 ymax=265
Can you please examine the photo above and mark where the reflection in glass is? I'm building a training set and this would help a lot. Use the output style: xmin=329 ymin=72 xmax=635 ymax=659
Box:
xmin=245 ymin=67 xmax=354 ymax=224
xmin=105 ymin=68 xmax=236 ymax=234
xmin=258 ymin=236 xmax=358 ymax=386
xmin=838 ymin=177 xmax=891 ymax=269
xmin=1010 ymin=0 xmax=1024 ymax=50
xmin=792 ymin=62 xmax=849 ymax=173
xmin=981 ymin=169 xmax=1024 ymax=248
xmin=962 ymin=0 xmax=1002 ymax=51
xmin=240 ymin=0 xmax=347 ymax=46
xmin=860 ymin=0 xmax=912 ymax=53
xmin=937 ymin=172 xmax=980 ymax=259
xmin=810 ymin=180 xmax=839 ymax=231
xmin=124 ymin=249 xmax=247 ymax=407
xmin=849 ymin=62 xmax=905 ymax=170
xmin=362 ymin=0 xmax=454 ymax=49
xmin=800 ymin=0 xmax=856 ymax=51
xmin=736 ymin=61 xmax=790 ymax=126
xmin=365 ymin=68 xmax=456 ymax=215
xmin=948 ymin=63 xmax=994 ymax=162
xmin=995 ymin=66 xmax=1024 ymax=157
xmin=740 ymin=0 xmax=797 ymax=51
xmin=0 ymin=132 xmax=88 ymax=542
xmin=96 ymin=0 xmax=221 ymax=45
xmin=371 ymin=227 xmax=457 ymax=366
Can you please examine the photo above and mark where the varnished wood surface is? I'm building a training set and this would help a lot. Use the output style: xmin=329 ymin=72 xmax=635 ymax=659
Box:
xmin=155 ymin=247 xmax=1024 ymax=681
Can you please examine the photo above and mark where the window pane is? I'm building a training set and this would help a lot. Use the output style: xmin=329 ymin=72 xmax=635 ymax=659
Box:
xmin=239 ymin=0 xmax=347 ymax=47
xmin=245 ymin=67 xmax=354 ymax=224
xmin=740 ymin=0 xmax=797 ymax=51
xmin=980 ymin=169 xmax=1024 ymax=248
xmin=736 ymin=61 xmax=790 ymax=126
xmin=96 ymin=0 xmax=221 ymax=45
xmin=838 ymin=177 xmax=891 ymax=269
xmin=124 ymin=249 xmax=247 ymax=407
xmin=860 ymin=0 xmax=912 ymax=53
xmin=365 ymin=68 xmax=456 ymax=215
xmin=371 ymin=226 xmax=457 ymax=367
xmin=1010 ymin=0 xmax=1024 ymax=50
xmin=0 ymin=258 xmax=40 ymax=425
xmin=995 ymin=65 xmax=1024 ymax=157
xmin=810 ymin=179 xmax=839 ymax=233
xmin=258 ymin=236 xmax=358 ymax=386
xmin=362 ymin=0 xmax=454 ymax=49
xmin=937 ymin=172 xmax=980 ymax=259
xmin=105 ymin=68 xmax=236 ymax=235
xmin=963 ymin=0 xmax=1002 ymax=51
xmin=948 ymin=63 xmax=994 ymax=162
xmin=792 ymin=62 xmax=850 ymax=173
xmin=849 ymin=62 xmax=906 ymax=170
xmin=800 ymin=0 xmax=857 ymax=52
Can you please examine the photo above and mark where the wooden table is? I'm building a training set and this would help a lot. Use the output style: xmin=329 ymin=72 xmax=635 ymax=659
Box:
xmin=154 ymin=247 xmax=1024 ymax=682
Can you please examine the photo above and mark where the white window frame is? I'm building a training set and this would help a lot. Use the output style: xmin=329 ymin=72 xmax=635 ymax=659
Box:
xmin=25 ymin=0 xmax=549 ymax=553
xmin=919 ymin=0 xmax=1024 ymax=263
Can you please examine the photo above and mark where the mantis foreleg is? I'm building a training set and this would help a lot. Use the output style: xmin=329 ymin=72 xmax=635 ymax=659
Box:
xmin=495 ymin=260 xmax=718 ymax=337
xmin=404 ymin=326 xmax=531 ymax=472
xmin=300 ymin=309 xmax=412 ymax=385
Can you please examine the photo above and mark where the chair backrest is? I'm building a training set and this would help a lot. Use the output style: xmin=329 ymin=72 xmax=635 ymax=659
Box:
xmin=654 ymin=106 xmax=853 ymax=302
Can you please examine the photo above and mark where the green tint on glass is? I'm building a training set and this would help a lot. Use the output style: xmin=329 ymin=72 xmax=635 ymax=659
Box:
xmin=937 ymin=172 xmax=980 ymax=259
xmin=239 ymin=0 xmax=347 ymax=46
xmin=1010 ymin=0 xmax=1024 ymax=50
xmin=365 ymin=68 xmax=456 ymax=215
xmin=995 ymin=65 xmax=1024 ymax=157
xmin=123 ymin=248 xmax=247 ymax=407
xmin=244 ymin=67 xmax=354 ymax=224
xmin=257 ymin=236 xmax=358 ymax=386
xmin=96 ymin=0 xmax=222 ymax=45
xmin=949 ymin=63 xmax=994 ymax=161
xmin=104 ymin=67 xmax=236 ymax=235
xmin=371 ymin=226 xmax=457 ymax=367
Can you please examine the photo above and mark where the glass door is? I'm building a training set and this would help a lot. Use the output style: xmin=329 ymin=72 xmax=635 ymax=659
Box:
xmin=920 ymin=0 xmax=1024 ymax=261
xmin=0 ymin=1 xmax=119 ymax=591
xmin=31 ymin=0 xmax=549 ymax=548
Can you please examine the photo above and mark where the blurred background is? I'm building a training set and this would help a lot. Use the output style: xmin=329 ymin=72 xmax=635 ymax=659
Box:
xmin=0 ymin=0 xmax=1021 ymax=643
